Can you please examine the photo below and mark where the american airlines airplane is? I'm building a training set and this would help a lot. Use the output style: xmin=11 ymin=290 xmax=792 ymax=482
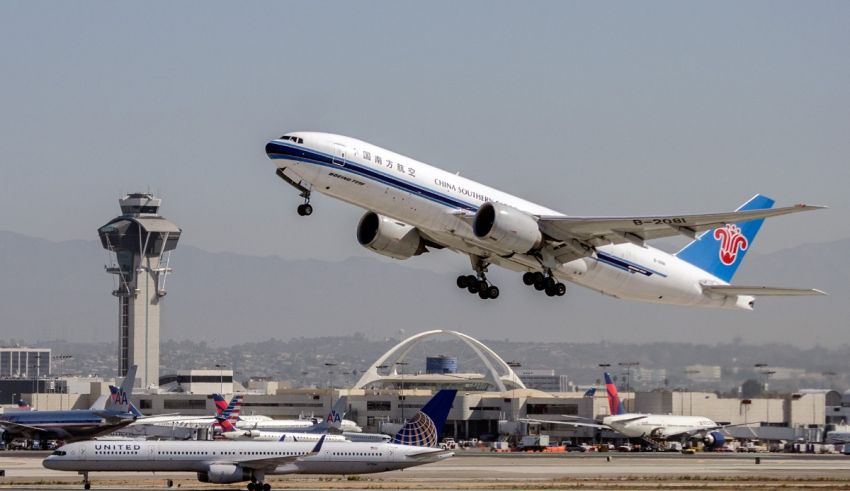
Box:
xmin=265 ymin=133 xmax=825 ymax=307
xmin=43 ymin=390 xmax=456 ymax=491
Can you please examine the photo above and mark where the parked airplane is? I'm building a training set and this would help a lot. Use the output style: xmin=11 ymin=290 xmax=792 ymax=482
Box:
xmin=218 ymin=391 xmax=455 ymax=444
xmin=525 ymin=372 xmax=726 ymax=449
xmin=234 ymin=396 xmax=361 ymax=433
xmin=0 ymin=366 xmax=138 ymax=444
xmin=266 ymin=133 xmax=825 ymax=306
xmin=44 ymin=389 xmax=457 ymax=490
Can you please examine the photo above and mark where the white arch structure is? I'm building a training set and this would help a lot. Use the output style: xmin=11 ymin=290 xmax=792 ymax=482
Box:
xmin=354 ymin=330 xmax=526 ymax=392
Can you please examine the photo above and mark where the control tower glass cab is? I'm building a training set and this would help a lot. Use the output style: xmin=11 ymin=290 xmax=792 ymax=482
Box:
xmin=98 ymin=193 xmax=181 ymax=388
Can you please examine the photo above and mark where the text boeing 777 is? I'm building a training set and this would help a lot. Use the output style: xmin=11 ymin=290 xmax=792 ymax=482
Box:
xmin=265 ymin=132 xmax=825 ymax=309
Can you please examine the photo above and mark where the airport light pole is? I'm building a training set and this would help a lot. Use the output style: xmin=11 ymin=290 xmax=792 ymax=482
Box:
xmin=324 ymin=362 xmax=337 ymax=408
xmin=507 ymin=361 xmax=522 ymax=420
xmin=684 ymin=369 xmax=700 ymax=416
xmin=618 ymin=362 xmax=639 ymax=412
xmin=754 ymin=363 xmax=775 ymax=425
xmin=396 ymin=361 xmax=408 ymax=422
xmin=215 ymin=364 xmax=227 ymax=395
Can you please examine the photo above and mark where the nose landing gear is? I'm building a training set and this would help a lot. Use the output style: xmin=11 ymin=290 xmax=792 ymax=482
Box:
xmin=522 ymin=271 xmax=566 ymax=297
xmin=296 ymin=202 xmax=313 ymax=216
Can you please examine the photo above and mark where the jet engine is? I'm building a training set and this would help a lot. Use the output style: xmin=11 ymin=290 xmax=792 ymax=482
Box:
xmin=356 ymin=212 xmax=426 ymax=260
xmin=197 ymin=464 xmax=251 ymax=484
xmin=702 ymin=431 xmax=726 ymax=450
xmin=472 ymin=202 xmax=542 ymax=254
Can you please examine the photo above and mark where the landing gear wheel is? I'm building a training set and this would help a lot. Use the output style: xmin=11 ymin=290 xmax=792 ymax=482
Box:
xmin=522 ymin=272 xmax=535 ymax=285
xmin=533 ymin=281 xmax=546 ymax=291
xmin=84 ymin=484 xmax=91 ymax=491
xmin=555 ymin=283 xmax=566 ymax=296
xmin=467 ymin=282 xmax=480 ymax=294
xmin=544 ymin=276 xmax=556 ymax=289
xmin=478 ymin=289 xmax=490 ymax=300
xmin=263 ymin=484 xmax=272 ymax=491
xmin=456 ymin=275 xmax=469 ymax=289
xmin=532 ymin=272 xmax=545 ymax=285
xmin=545 ymin=286 xmax=557 ymax=297
xmin=248 ymin=483 xmax=255 ymax=491
xmin=487 ymin=285 xmax=500 ymax=299
xmin=297 ymin=203 xmax=313 ymax=216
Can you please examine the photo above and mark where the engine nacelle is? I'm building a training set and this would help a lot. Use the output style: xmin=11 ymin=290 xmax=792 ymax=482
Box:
xmin=472 ymin=202 xmax=542 ymax=254
xmin=197 ymin=464 xmax=251 ymax=484
xmin=356 ymin=212 xmax=425 ymax=260
xmin=702 ymin=431 xmax=726 ymax=450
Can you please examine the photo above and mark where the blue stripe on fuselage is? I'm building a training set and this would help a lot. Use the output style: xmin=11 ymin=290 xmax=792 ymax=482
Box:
xmin=266 ymin=141 xmax=479 ymax=211
xmin=595 ymin=251 xmax=667 ymax=278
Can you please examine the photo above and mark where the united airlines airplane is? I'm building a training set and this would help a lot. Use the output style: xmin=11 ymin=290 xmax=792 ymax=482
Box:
xmin=44 ymin=390 xmax=456 ymax=491
xmin=265 ymin=133 xmax=825 ymax=307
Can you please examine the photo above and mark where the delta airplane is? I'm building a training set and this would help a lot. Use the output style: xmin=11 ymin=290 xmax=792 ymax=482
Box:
xmin=525 ymin=373 xmax=727 ymax=449
xmin=0 ymin=366 xmax=139 ymax=444
xmin=43 ymin=390 xmax=457 ymax=491
xmin=266 ymin=133 xmax=825 ymax=306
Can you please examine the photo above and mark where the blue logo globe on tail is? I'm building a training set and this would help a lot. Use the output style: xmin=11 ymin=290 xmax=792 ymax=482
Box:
xmin=392 ymin=389 xmax=456 ymax=447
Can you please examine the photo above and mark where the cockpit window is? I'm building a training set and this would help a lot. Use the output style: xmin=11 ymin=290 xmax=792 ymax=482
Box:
xmin=51 ymin=450 xmax=66 ymax=456
xmin=279 ymin=136 xmax=304 ymax=144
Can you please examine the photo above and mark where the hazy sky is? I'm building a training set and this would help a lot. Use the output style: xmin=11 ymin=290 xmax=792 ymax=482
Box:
xmin=1 ymin=1 xmax=847 ymax=263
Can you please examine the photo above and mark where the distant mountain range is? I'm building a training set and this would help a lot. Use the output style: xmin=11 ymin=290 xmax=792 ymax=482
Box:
xmin=0 ymin=230 xmax=846 ymax=346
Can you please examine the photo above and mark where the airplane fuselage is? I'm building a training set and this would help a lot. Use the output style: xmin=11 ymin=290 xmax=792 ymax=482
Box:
xmin=266 ymin=133 xmax=752 ymax=309
xmin=44 ymin=439 xmax=450 ymax=476
xmin=603 ymin=414 xmax=718 ymax=439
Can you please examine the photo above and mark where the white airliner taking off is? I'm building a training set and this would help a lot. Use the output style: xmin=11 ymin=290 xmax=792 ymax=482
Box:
xmin=266 ymin=133 xmax=825 ymax=307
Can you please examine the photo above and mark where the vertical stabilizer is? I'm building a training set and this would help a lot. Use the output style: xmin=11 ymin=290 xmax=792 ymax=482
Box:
xmin=676 ymin=194 xmax=774 ymax=283
xmin=604 ymin=372 xmax=625 ymax=416
xmin=392 ymin=389 xmax=456 ymax=447
xmin=105 ymin=365 xmax=137 ymax=412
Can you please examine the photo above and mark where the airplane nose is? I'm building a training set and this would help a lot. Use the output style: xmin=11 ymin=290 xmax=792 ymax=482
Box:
xmin=265 ymin=141 xmax=278 ymax=156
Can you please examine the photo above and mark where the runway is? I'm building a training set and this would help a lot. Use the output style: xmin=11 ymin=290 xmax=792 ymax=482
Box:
xmin=4 ymin=451 xmax=850 ymax=489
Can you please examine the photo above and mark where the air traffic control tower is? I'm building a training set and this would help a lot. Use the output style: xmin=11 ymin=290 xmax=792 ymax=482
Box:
xmin=98 ymin=193 xmax=181 ymax=388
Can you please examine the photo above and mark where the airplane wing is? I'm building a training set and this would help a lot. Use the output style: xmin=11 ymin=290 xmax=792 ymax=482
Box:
xmin=236 ymin=435 xmax=326 ymax=471
xmin=519 ymin=418 xmax=610 ymax=429
xmin=407 ymin=448 xmax=455 ymax=461
xmin=537 ymin=203 xmax=824 ymax=249
xmin=702 ymin=285 xmax=827 ymax=296
xmin=0 ymin=420 xmax=46 ymax=440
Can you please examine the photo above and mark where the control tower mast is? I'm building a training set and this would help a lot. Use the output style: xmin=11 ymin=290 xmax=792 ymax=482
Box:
xmin=98 ymin=193 xmax=181 ymax=388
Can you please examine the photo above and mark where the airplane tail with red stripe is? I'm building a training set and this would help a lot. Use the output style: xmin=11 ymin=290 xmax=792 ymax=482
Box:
xmin=604 ymin=372 xmax=626 ymax=415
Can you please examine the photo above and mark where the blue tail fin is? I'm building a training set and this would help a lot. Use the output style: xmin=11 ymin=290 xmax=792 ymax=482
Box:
xmin=392 ymin=389 xmax=456 ymax=447
xmin=675 ymin=194 xmax=775 ymax=283
xmin=583 ymin=387 xmax=597 ymax=398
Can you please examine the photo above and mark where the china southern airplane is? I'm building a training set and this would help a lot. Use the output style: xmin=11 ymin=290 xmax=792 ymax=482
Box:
xmin=265 ymin=133 xmax=825 ymax=307
xmin=0 ymin=366 xmax=138 ymax=444
xmin=525 ymin=373 xmax=727 ymax=449
xmin=44 ymin=390 xmax=457 ymax=491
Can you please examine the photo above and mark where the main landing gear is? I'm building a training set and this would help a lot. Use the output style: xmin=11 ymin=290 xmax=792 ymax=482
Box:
xmin=522 ymin=271 xmax=566 ymax=297
xmin=457 ymin=256 xmax=499 ymax=300
xmin=248 ymin=472 xmax=272 ymax=491
xmin=456 ymin=274 xmax=500 ymax=300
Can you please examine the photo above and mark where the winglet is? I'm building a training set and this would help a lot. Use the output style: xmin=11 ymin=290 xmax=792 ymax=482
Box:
xmin=310 ymin=435 xmax=326 ymax=454
xmin=278 ymin=434 xmax=286 ymax=442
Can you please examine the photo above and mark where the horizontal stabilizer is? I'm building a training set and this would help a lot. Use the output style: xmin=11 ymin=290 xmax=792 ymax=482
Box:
xmin=703 ymin=285 xmax=827 ymax=296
